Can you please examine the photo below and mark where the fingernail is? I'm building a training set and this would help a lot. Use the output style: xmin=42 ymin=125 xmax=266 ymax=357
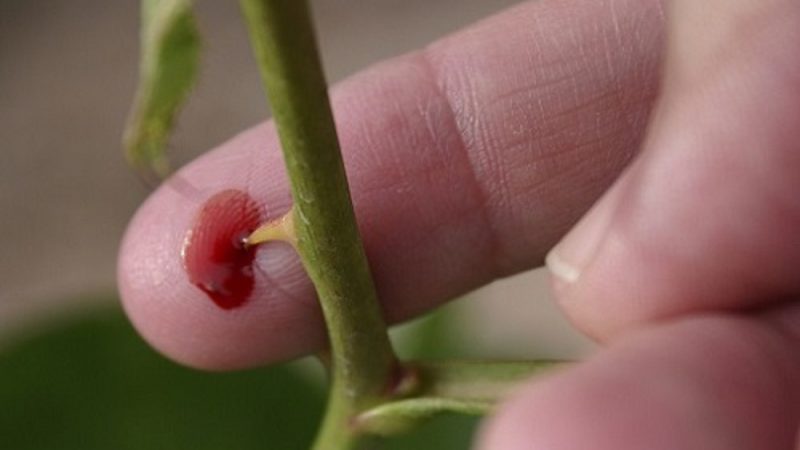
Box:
xmin=546 ymin=186 xmax=620 ymax=285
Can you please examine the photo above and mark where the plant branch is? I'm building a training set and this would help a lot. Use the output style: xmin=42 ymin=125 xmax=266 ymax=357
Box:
xmin=413 ymin=359 xmax=564 ymax=402
xmin=239 ymin=1 xmax=396 ymax=448
xmin=355 ymin=397 xmax=492 ymax=436
xmin=354 ymin=359 xmax=565 ymax=436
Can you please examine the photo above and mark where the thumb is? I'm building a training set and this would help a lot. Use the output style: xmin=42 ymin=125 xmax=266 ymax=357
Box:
xmin=545 ymin=0 xmax=800 ymax=340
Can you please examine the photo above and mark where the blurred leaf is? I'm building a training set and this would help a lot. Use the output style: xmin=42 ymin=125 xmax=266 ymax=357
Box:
xmin=0 ymin=304 xmax=323 ymax=450
xmin=380 ymin=415 xmax=481 ymax=449
xmin=123 ymin=0 xmax=200 ymax=181
xmin=0 ymin=298 xmax=483 ymax=449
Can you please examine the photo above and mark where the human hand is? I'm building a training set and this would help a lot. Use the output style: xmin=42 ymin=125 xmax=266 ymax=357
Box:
xmin=118 ymin=0 xmax=800 ymax=448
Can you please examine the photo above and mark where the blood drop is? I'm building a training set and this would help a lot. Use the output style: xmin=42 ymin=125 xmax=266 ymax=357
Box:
xmin=182 ymin=189 xmax=263 ymax=309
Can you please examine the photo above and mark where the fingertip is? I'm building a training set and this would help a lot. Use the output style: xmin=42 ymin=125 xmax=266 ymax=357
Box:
xmin=543 ymin=173 xmax=637 ymax=341
xmin=117 ymin=125 xmax=324 ymax=371
xmin=545 ymin=0 xmax=800 ymax=343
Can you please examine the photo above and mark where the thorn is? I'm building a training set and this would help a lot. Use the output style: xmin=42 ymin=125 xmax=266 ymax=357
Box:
xmin=244 ymin=207 xmax=296 ymax=247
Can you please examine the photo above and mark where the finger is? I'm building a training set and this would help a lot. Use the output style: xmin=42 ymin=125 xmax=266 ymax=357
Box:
xmin=546 ymin=0 xmax=800 ymax=339
xmin=118 ymin=0 xmax=664 ymax=370
xmin=479 ymin=311 xmax=800 ymax=450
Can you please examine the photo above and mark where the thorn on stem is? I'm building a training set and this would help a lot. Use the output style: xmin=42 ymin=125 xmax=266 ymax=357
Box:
xmin=245 ymin=207 xmax=297 ymax=247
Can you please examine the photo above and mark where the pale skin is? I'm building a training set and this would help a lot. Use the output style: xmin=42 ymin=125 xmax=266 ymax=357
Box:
xmin=118 ymin=0 xmax=800 ymax=448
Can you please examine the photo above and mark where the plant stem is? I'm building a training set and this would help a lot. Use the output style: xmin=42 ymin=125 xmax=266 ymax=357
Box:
xmin=239 ymin=1 xmax=396 ymax=448
xmin=355 ymin=397 xmax=492 ymax=436
xmin=412 ymin=359 xmax=564 ymax=402
xmin=354 ymin=360 xmax=565 ymax=436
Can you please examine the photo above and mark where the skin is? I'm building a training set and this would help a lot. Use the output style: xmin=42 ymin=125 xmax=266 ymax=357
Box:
xmin=118 ymin=0 xmax=800 ymax=448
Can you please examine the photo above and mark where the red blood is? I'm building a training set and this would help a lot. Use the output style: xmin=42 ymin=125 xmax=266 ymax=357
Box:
xmin=182 ymin=189 xmax=263 ymax=309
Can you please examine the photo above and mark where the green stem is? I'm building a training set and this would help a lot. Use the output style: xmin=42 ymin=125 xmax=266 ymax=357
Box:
xmin=355 ymin=397 xmax=492 ymax=436
xmin=354 ymin=359 xmax=565 ymax=436
xmin=239 ymin=1 xmax=396 ymax=448
xmin=413 ymin=359 xmax=564 ymax=402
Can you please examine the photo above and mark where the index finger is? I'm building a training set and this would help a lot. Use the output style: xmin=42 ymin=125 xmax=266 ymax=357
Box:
xmin=118 ymin=0 xmax=664 ymax=370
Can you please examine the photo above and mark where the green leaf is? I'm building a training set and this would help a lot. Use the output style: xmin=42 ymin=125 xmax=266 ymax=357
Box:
xmin=379 ymin=414 xmax=481 ymax=449
xmin=123 ymin=0 xmax=200 ymax=181
xmin=0 ymin=303 xmax=324 ymax=450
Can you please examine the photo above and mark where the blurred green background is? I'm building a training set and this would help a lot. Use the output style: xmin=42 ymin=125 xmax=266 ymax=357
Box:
xmin=0 ymin=1 xmax=592 ymax=448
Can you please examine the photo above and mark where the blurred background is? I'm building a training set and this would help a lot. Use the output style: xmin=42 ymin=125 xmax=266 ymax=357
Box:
xmin=0 ymin=0 xmax=592 ymax=448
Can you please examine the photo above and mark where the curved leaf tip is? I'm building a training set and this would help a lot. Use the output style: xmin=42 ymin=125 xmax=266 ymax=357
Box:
xmin=123 ymin=0 xmax=200 ymax=183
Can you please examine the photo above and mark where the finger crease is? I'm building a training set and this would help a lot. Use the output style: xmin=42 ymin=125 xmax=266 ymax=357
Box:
xmin=415 ymin=48 xmax=506 ymax=279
